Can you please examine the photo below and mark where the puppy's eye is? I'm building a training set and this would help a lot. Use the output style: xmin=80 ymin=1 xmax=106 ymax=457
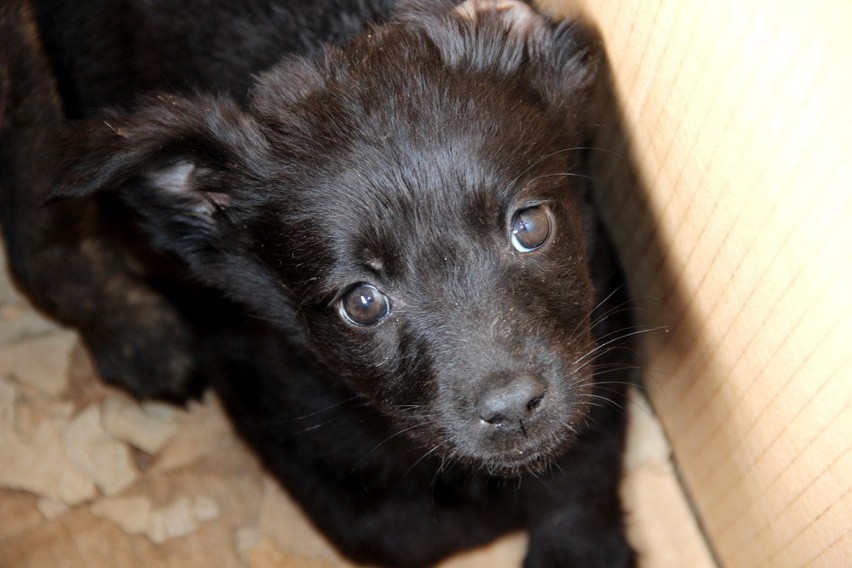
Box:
xmin=511 ymin=205 xmax=552 ymax=252
xmin=339 ymin=284 xmax=391 ymax=326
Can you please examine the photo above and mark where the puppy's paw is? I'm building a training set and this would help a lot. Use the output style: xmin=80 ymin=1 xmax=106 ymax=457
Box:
xmin=524 ymin=529 xmax=636 ymax=568
xmin=80 ymin=308 xmax=203 ymax=404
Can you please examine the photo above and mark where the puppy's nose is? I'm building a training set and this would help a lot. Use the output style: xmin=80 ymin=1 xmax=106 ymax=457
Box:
xmin=477 ymin=373 xmax=547 ymax=426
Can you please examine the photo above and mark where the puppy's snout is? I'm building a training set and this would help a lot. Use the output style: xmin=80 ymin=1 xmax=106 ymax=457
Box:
xmin=476 ymin=373 xmax=547 ymax=426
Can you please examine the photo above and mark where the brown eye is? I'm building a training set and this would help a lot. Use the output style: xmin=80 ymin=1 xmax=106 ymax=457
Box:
xmin=511 ymin=205 xmax=552 ymax=252
xmin=339 ymin=283 xmax=391 ymax=326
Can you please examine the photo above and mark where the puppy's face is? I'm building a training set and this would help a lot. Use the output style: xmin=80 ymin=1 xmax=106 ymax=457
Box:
xmin=294 ymin=140 xmax=598 ymax=475
xmin=60 ymin=0 xmax=603 ymax=474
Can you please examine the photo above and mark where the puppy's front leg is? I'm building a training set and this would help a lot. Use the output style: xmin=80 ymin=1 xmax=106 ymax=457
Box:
xmin=43 ymin=229 xmax=203 ymax=402
xmin=5 ymin=201 xmax=202 ymax=402
xmin=0 ymin=1 xmax=200 ymax=401
xmin=522 ymin=417 xmax=635 ymax=567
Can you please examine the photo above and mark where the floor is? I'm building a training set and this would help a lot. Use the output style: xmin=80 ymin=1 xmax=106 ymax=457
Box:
xmin=0 ymin=245 xmax=715 ymax=567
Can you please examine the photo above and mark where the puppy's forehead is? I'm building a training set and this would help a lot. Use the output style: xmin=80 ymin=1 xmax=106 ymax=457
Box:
xmin=272 ymin=19 xmax=586 ymax=290
xmin=324 ymin=141 xmax=505 ymax=255
xmin=310 ymin=138 xmax=564 ymax=297
xmin=314 ymin=72 xmax=562 ymax=224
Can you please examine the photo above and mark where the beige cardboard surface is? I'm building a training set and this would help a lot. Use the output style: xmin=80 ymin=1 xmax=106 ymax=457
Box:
xmin=539 ymin=0 xmax=852 ymax=566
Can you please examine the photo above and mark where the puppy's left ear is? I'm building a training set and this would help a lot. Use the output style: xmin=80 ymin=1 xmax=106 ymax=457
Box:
xmin=464 ymin=0 xmax=603 ymax=107
xmin=54 ymin=94 xmax=273 ymax=271
xmin=533 ymin=17 xmax=603 ymax=106
xmin=461 ymin=1 xmax=605 ymax=140
xmin=416 ymin=0 xmax=603 ymax=113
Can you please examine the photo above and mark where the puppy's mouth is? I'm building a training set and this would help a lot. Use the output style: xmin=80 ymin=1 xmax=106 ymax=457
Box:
xmin=432 ymin=372 xmax=591 ymax=477
xmin=470 ymin=436 xmax=574 ymax=477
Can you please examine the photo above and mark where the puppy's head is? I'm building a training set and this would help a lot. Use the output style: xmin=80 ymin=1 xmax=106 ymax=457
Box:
xmin=58 ymin=0 xmax=605 ymax=475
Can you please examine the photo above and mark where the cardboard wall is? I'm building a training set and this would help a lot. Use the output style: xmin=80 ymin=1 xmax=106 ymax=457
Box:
xmin=539 ymin=0 xmax=852 ymax=566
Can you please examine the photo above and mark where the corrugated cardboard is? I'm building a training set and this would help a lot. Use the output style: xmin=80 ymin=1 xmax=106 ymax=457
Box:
xmin=539 ymin=0 xmax=852 ymax=565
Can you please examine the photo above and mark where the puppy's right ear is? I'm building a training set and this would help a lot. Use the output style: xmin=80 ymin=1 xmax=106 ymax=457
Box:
xmin=55 ymin=94 xmax=273 ymax=269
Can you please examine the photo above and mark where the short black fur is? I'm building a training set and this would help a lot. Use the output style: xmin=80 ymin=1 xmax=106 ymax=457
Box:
xmin=0 ymin=1 xmax=636 ymax=565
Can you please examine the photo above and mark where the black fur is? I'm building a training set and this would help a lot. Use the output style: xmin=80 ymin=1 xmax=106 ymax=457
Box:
xmin=0 ymin=1 xmax=636 ymax=566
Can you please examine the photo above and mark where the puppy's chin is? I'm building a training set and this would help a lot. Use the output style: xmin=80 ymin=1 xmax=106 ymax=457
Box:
xmin=427 ymin=386 xmax=593 ymax=478
xmin=463 ymin=435 xmax=578 ymax=478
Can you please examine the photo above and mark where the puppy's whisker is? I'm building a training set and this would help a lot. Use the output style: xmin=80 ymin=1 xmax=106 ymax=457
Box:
xmin=432 ymin=449 xmax=460 ymax=485
xmin=581 ymin=322 xmax=648 ymax=345
xmin=587 ymin=301 xmax=635 ymax=331
xmin=579 ymin=393 xmax=629 ymax=419
xmin=579 ymin=394 xmax=617 ymax=410
xmin=559 ymin=419 xmax=580 ymax=436
xmin=588 ymin=366 xmax=644 ymax=380
xmin=503 ymin=146 xmax=595 ymax=192
xmin=573 ymin=337 xmax=633 ymax=367
xmin=573 ymin=348 xmax=634 ymax=374
xmin=566 ymin=283 xmax=627 ymax=337
xmin=403 ymin=443 xmax=444 ymax=479
xmin=353 ymin=421 xmax=431 ymax=472
xmin=249 ymin=396 xmax=367 ymax=433
xmin=574 ymin=326 xmax=667 ymax=367
xmin=289 ymin=418 xmax=341 ymax=436
xmin=582 ymin=328 xmax=652 ymax=368
xmin=241 ymin=309 xmax=293 ymax=329
xmin=591 ymin=379 xmax=641 ymax=387
xmin=283 ymin=396 xmax=362 ymax=423
xmin=526 ymin=171 xmax=600 ymax=185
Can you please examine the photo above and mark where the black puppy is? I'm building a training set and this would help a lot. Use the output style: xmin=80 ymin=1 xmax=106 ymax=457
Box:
xmin=0 ymin=0 xmax=636 ymax=566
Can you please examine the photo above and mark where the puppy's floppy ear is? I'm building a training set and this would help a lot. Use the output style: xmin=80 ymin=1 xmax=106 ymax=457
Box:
xmin=451 ymin=0 xmax=546 ymax=37
xmin=405 ymin=0 xmax=602 ymax=110
xmin=531 ymin=17 xmax=603 ymax=112
xmin=54 ymin=94 xmax=273 ymax=268
xmin=459 ymin=0 xmax=604 ymax=133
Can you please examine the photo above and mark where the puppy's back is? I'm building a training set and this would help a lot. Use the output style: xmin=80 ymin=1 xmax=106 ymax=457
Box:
xmin=31 ymin=0 xmax=396 ymax=115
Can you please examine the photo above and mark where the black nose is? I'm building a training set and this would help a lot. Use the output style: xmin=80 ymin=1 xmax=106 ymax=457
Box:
xmin=477 ymin=373 xmax=547 ymax=426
